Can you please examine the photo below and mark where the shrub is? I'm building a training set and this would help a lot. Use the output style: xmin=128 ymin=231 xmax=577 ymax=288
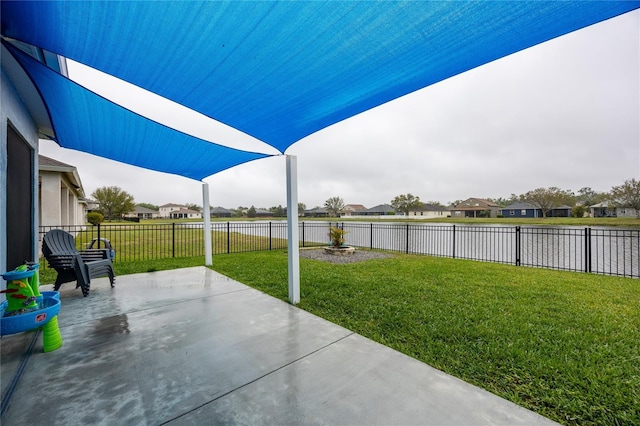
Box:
xmin=87 ymin=211 xmax=104 ymax=225
xmin=328 ymin=226 xmax=348 ymax=247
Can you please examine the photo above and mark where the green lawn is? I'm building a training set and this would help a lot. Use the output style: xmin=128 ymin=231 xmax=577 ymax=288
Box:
xmin=208 ymin=250 xmax=640 ymax=426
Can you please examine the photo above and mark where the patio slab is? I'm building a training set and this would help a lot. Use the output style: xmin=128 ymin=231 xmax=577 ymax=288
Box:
xmin=1 ymin=267 xmax=557 ymax=425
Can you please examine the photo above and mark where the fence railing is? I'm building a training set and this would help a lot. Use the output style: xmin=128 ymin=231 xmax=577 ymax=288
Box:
xmin=39 ymin=222 xmax=640 ymax=279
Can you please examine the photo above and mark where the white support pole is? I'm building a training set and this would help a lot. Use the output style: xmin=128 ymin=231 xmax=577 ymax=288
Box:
xmin=202 ymin=182 xmax=212 ymax=266
xmin=286 ymin=155 xmax=300 ymax=304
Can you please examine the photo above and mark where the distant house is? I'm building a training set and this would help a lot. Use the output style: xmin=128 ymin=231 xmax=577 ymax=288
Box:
xmin=85 ymin=199 xmax=100 ymax=213
xmin=159 ymin=203 xmax=202 ymax=219
xmin=450 ymin=198 xmax=500 ymax=218
xmin=304 ymin=207 xmax=329 ymax=218
xmin=159 ymin=203 xmax=184 ymax=218
xmin=549 ymin=205 xmax=572 ymax=217
xmin=356 ymin=204 xmax=396 ymax=216
xmin=407 ymin=203 xmax=449 ymax=219
xmin=590 ymin=202 xmax=638 ymax=218
xmin=39 ymin=155 xmax=87 ymax=228
xmin=254 ymin=208 xmax=273 ymax=217
xmin=500 ymin=201 xmax=541 ymax=218
xmin=342 ymin=204 xmax=367 ymax=216
xmin=169 ymin=208 xmax=202 ymax=219
xmin=124 ymin=205 xmax=160 ymax=220
xmin=210 ymin=207 xmax=233 ymax=218
xmin=501 ymin=202 xmax=572 ymax=218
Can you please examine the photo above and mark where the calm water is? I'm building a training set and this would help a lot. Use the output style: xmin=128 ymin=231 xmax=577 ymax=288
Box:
xmin=196 ymin=221 xmax=639 ymax=278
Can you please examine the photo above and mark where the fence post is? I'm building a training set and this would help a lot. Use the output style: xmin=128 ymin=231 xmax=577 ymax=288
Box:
xmin=269 ymin=221 xmax=272 ymax=250
xmin=585 ymin=227 xmax=591 ymax=273
xmin=405 ymin=223 xmax=410 ymax=254
xmin=227 ymin=222 xmax=230 ymax=254
xmin=301 ymin=221 xmax=305 ymax=248
xmin=97 ymin=223 xmax=101 ymax=249
xmin=172 ymin=222 xmax=175 ymax=258
xmin=452 ymin=225 xmax=456 ymax=259
xmin=370 ymin=223 xmax=373 ymax=250
xmin=515 ymin=226 xmax=521 ymax=266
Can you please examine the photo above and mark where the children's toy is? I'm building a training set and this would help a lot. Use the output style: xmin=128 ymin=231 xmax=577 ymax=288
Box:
xmin=1 ymin=264 xmax=39 ymax=314
xmin=1 ymin=264 xmax=62 ymax=352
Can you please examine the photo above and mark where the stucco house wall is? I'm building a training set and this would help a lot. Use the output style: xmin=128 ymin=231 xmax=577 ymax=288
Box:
xmin=39 ymin=155 xmax=87 ymax=228
xmin=408 ymin=204 xmax=450 ymax=219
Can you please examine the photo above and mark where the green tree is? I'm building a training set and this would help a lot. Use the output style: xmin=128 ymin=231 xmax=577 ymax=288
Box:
xmin=298 ymin=202 xmax=307 ymax=216
xmin=185 ymin=203 xmax=201 ymax=212
xmin=487 ymin=194 xmax=520 ymax=207
xmin=391 ymin=193 xmax=424 ymax=215
xmin=269 ymin=205 xmax=285 ymax=217
xmin=247 ymin=205 xmax=257 ymax=218
xmin=91 ymin=186 xmax=135 ymax=220
xmin=576 ymin=187 xmax=604 ymax=207
xmin=233 ymin=206 xmax=246 ymax=217
xmin=324 ymin=196 xmax=345 ymax=217
xmin=610 ymin=178 xmax=640 ymax=217
xmin=137 ymin=202 xmax=158 ymax=211
xmin=522 ymin=187 xmax=574 ymax=217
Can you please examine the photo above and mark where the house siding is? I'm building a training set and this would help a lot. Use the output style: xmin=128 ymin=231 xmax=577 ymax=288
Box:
xmin=1 ymin=67 xmax=41 ymax=273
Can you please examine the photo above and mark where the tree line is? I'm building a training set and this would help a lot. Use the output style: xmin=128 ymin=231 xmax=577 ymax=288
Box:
xmin=87 ymin=178 xmax=639 ymax=222
xmin=388 ymin=179 xmax=639 ymax=218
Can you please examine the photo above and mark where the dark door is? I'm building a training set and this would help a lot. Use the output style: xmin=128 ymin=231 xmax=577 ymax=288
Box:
xmin=6 ymin=123 xmax=34 ymax=269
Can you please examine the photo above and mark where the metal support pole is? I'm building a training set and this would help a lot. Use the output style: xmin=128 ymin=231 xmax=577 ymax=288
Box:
xmin=286 ymin=155 xmax=300 ymax=304
xmin=202 ymin=183 xmax=212 ymax=266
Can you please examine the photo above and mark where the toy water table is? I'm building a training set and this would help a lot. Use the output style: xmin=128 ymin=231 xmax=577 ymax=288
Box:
xmin=1 ymin=263 xmax=63 ymax=352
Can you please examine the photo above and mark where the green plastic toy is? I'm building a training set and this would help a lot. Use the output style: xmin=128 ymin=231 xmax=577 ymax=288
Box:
xmin=42 ymin=315 xmax=63 ymax=352
xmin=1 ymin=265 xmax=37 ymax=314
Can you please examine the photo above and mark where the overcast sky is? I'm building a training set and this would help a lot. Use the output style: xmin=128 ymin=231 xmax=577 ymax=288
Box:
xmin=39 ymin=10 xmax=639 ymax=210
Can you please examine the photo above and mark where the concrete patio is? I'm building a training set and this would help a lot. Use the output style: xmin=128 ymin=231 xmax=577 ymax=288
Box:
xmin=1 ymin=267 xmax=557 ymax=425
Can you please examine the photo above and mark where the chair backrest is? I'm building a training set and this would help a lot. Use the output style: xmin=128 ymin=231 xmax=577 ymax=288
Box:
xmin=42 ymin=229 xmax=78 ymax=258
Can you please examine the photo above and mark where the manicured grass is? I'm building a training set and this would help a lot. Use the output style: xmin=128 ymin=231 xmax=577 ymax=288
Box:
xmin=208 ymin=250 xmax=640 ymax=426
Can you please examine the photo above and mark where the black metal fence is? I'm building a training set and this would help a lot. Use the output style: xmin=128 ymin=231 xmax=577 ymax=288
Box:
xmin=39 ymin=222 xmax=640 ymax=279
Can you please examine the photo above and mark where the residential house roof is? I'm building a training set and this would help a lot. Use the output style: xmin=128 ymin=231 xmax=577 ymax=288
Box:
xmin=38 ymin=154 xmax=85 ymax=198
xmin=502 ymin=201 xmax=538 ymax=210
xmin=306 ymin=207 xmax=328 ymax=214
xmin=211 ymin=207 xmax=233 ymax=214
xmin=365 ymin=204 xmax=396 ymax=214
xmin=134 ymin=205 xmax=159 ymax=214
xmin=453 ymin=198 xmax=500 ymax=211
xmin=343 ymin=204 xmax=367 ymax=212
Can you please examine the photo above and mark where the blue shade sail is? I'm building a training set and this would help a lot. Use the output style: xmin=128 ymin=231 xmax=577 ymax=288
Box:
xmin=5 ymin=42 xmax=270 ymax=181
xmin=2 ymin=1 xmax=639 ymax=155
